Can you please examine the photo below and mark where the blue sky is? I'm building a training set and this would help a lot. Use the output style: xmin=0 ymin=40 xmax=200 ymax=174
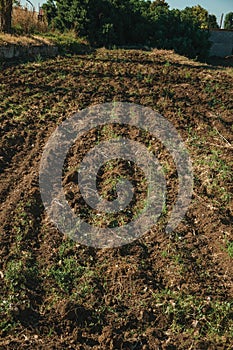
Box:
xmin=169 ymin=0 xmax=233 ymax=24
xmin=21 ymin=0 xmax=233 ymax=26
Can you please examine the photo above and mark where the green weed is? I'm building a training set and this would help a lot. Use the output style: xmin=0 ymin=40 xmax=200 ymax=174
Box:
xmin=152 ymin=290 xmax=233 ymax=338
xmin=226 ymin=241 xmax=233 ymax=258
xmin=49 ymin=257 xmax=85 ymax=292
xmin=5 ymin=258 xmax=39 ymax=292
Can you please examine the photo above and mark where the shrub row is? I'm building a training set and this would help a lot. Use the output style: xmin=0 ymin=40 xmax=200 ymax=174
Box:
xmin=43 ymin=0 xmax=212 ymax=59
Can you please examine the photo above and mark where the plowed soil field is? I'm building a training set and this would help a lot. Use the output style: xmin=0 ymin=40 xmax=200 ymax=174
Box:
xmin=0 ymin=49 xmax=233 ymax=349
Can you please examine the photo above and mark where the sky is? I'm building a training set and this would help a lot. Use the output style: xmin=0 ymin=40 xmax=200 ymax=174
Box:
xmin=21 ymin=0 xmax=233 ymax=27
xmin=168 ymin=0 xmax=233 ymax=25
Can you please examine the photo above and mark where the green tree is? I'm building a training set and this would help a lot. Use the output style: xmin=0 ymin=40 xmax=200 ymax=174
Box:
xmin=108 ymin=0 xmax=150 ymax=45
xmin=86 ymin=0 xmax=116 ymax=45
xmin=46 ymin=0 xmax=89 ymax=33
xmin=224 ymin=12 xmax=233 ymax=30
xmin=182 ymin=5 xmax=218 ymax=29
xmin=0 ymin=0 xmax=13 ymax=32
xmin=150 ymin=0 xmax=169 ymax=10
xmin=208 ymin=14 xmax=219 ymax=29
xmin=149 ymin=6 xmax=211 ymax=59
xmin=43 ymin=0 xmax=211 ymax=59
xmin=42 ymin=0 xmax=57 ymax=27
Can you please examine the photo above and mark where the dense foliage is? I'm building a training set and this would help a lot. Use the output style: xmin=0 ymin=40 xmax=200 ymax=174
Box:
xmin=181 ymin=5 xmax=219 ymax=30
xmin=224 ymin=12 xmax=233 ymax=30
xmin=42 ymin=0 xmax=213 ymax=59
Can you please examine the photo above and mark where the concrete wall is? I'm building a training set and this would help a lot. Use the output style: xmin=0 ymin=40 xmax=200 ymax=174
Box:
xmin=0 ymin=44 xmax=58 ymax=60
xmin=209 ymin=30 xmax=233 ymax=57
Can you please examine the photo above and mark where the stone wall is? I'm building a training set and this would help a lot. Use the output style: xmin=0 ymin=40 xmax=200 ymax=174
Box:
xmin=0 ymin=44 xmax=58 ymax=60
xmin=209 ymin=30 xmax=233 ymax=57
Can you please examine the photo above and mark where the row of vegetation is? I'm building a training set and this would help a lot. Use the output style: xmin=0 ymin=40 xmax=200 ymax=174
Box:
xmin=0 ymin=1 xmax=233 ymax=60
xmin=42 ymin=0 xmax=217 ymax=59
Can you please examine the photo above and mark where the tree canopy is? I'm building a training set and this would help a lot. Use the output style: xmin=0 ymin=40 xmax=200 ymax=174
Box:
xmin=182 ymin=5 xmax=219 ymax=29
xmin=150 ymin=0 xmax=169 ymax=10
xmin=224 ymin=12 xmax=233 ymax=30
xmin=42 ymin=0 xmax=212 ymax=59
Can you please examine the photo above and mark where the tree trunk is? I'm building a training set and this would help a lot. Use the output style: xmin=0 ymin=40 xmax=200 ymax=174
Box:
xmin=0 ymin=0 xmax=13 ymax=33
